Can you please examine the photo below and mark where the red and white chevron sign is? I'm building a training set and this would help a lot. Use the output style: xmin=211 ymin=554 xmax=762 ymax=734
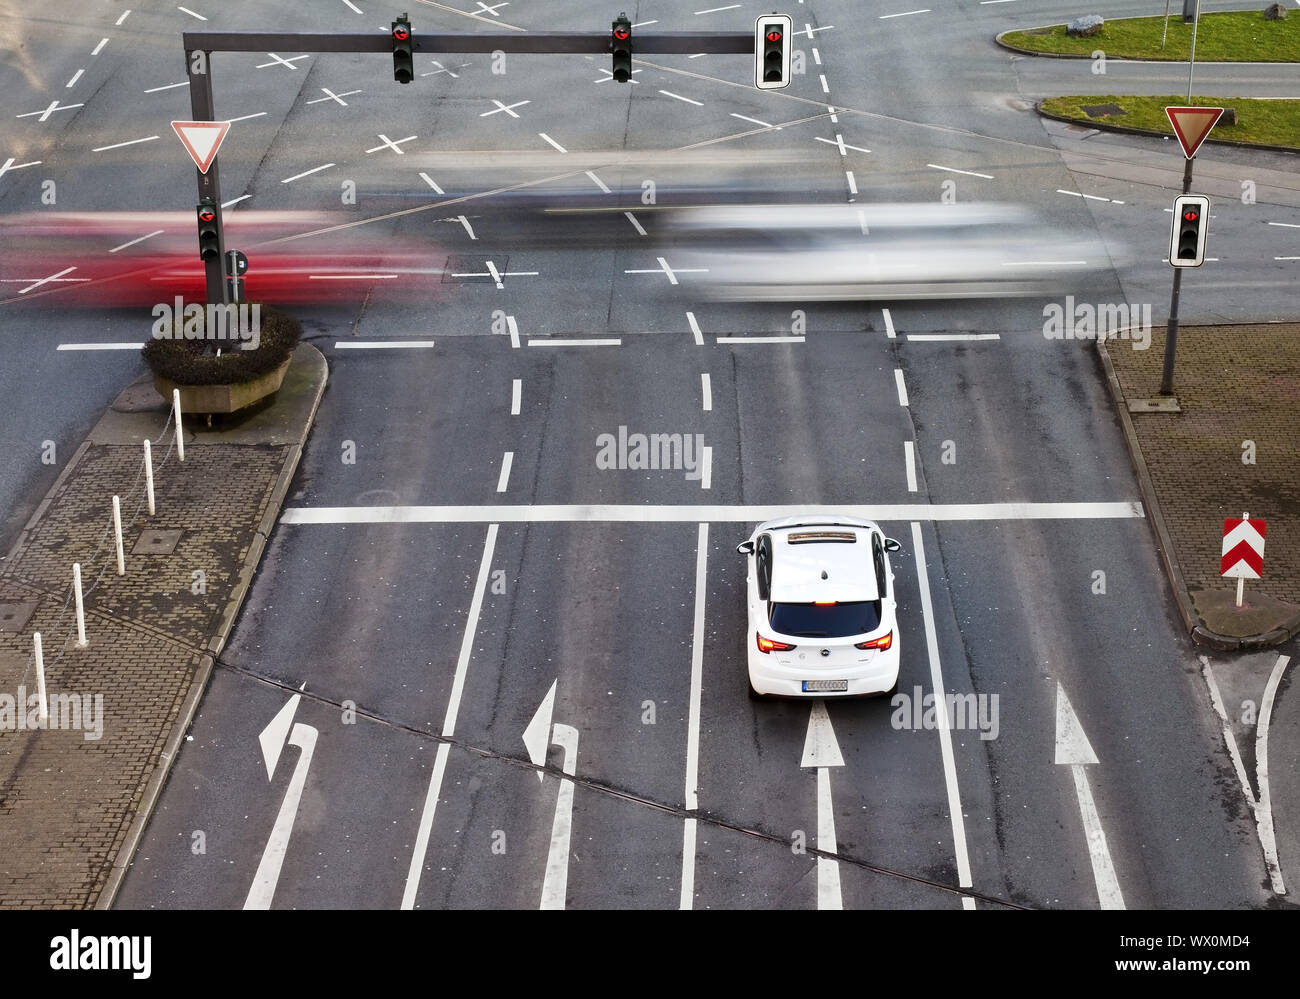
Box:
xmin=1221 ymin=518 xmax=1266 ymax=579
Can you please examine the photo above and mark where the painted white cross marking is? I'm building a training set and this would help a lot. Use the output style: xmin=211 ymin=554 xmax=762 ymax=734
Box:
xmin=474 ymin=1 xmax=509 ymax=14
xmin=17 ymin=101 xmax=84 ymax=122
xmin=257 ymin=53 xmax=310 ymax=70
xmin=624 ymin=257 xmax=708 ymax=286
xmin=15 ymin=267 xmax=88 ymax=295
xmin=595 ymin=68 xmax=641 ymax=83
xmin=451 ymin=262 xmax=539 ymax=289
xmin=815 ymin=135 xmax=870 ymax=155
xmin=307 ymin=87 xmax=363 ymax=106
xmin=0 ymin=157 xmax=42 ymax=178
xmin=481 ymin=99 xmax=529 ymax=118
xmin=366 ymin=134 xmax=418 ymax=154
xmin=422 ymin=60 xmax=470 ymax=78
xmin=794 ymin=23 xmax=834 ymax=38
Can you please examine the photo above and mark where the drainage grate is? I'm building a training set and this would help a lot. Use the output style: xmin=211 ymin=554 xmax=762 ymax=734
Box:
xmin=132 ymin=529 xmax=184 ymax=556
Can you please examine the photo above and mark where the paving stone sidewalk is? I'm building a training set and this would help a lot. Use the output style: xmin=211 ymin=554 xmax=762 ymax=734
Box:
xmin=1100 ymin=323 xmax=1300 ymax=647
xmin=0 ymin=344 xmax=325 ymax=908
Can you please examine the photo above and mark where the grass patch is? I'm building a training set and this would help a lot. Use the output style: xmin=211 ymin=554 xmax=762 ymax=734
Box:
xmin=1002 ymin=11 xmax=1300 ymax=61
xmin=142 ymin=306 xmax=302 ymax=385
xmin=1041 ymin=94 xmax=1300 ymax=149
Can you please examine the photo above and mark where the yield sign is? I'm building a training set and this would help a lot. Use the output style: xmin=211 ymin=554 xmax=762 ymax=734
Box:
xmin=1221 ymin=517 xmax=1266 ymax=579
xmin=171 ymin=119 xmax=231 ymax=173
xmin=1165 ymin=107 xmax=1224 ymax=160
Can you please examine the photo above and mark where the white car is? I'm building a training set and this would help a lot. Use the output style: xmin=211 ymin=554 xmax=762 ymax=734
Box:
xmin=737 ymin=516 xmax=901 ymax=699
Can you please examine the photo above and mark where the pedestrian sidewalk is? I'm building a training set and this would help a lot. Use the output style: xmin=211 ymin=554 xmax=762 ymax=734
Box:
xmin=1099 ymin=322 xmax=1300 ymax=649
xmin=0 ymin=344 xmax=325 ymax=908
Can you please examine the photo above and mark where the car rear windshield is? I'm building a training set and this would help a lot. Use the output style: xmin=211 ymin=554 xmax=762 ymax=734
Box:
xmin=769 ymin=601 xmax=883 ymax=639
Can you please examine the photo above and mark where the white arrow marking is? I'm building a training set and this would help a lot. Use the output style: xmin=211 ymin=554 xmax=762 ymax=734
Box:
xmin=540 ymin=723 xmax=579 ymax=909
xmin=246 ymin=700 xmax=318 ymax=908
xmin=523 ymin=679 xmax=556 ymax=783
xmin=801 ymin=700 xmax=844 ymax=909
xmin=1055 ymin=684 xmax=1124 ymax=908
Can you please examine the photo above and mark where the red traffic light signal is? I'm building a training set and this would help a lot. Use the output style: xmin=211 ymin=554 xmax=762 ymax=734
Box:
xmin=392 ymin=25 xmax=408 ymax=41
xmin=766 ymin=29 xmax=783 ymax=42
xmin=198 ymin=208 xmax=215 ymax=223
xmin=1183 ymin=209 xmax=1199 ymax=222
xmin=613 ymin=27 xmax=629 ymax=40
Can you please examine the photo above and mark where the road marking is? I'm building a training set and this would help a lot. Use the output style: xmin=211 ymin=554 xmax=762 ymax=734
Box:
xmin=307 ymin=87 xmax=362 ymax=105
xmin=812 ymin=47 xmax=822 ymax=65
xmin=506 ymin=314 xmax=520 ymax=348
xmin=632 ymin=19 xmax=658 ymax=27
xmin=402 ymin=524 xmax=498 ymax=909
xmin=1256 ymin=655 xmax=1291 ymax=895
xmin=1266 ymin=221 xmax=1300 ymax=228
xmin=244 ymin=707 xmax=318 ymax=909
xmin=481 ymin=98 xmax=529 ymax=117
xmin=496 ymin=452 xmax=514 ymax=492
xmin=93 ymin=135 xmax=159 ymax=152
xmin=660 ymin=90 xmax=705 ymax=106
xmin=716 ymin=335 xmax=804 ymax=343
xmin=700 ymin=447 xmax=712 ymax=490
xmin=475 ymin=0 xmax=509 ymax=14
xmin=452 ymin=261 xmax=539 ymax=287
xmin=92 ymin=38 xmax=109 ymax=56
xmin=687 ymin=311 xmax=704 ymax=346
xmin=281 ymin=163 xmax=335 ymax=183
xmin=18 ymin=101 xmax=85 ymax=121
xmin=815 ymin=135 xmax=870 ymax=155
xmin=680 ymin=818 xmax=698 ymax=908
xmin=907 ymin=333 xmax=1001 ymax=341
xmin=538 ymin=132 xmax=566 ymax=153
xmin=333 ymin=340 xmax=435 ymax=348
xmin=894 ymin=369 xmax=908 ymax=406
xmin=624 ymin=211 xmax=647 ymax=236
xmin=0 ymin=158 xmax=41 ymax=178
xmin=541 ymin=723 xmax=580 ymax=909
xmin=980 ymin=1 xmax=1018 ymax=4
xmin=258 ymin=53 xmax=310 ymax=70
xmin=1057 ymin=189 xmax=1123 ymax=204
xmin=308 ymin=273 xmax=399 ymax=279
xmin=453 ymin=215 xmax=476 ymax=239
xmin=881 ymin=8 xmax=930 ymax=17
xmin=419 ymin=172 xmax=443 ymax=194
xmin=882 ymin=307 xmax=896 ymax=338
xmin=66 ymin=69 xmax=84 ymax=88
xmin=283 ymin=501 xmax=1146 ymax=525
xmin=1276 ymin=256 xmax=1300 ymax=261
xmin=730 ymin=113 xmax=778 ymax=129
xmin=796 ymin=24 xmax=835 ymax=39
xmin=911 ymin=522 xmax=975 ymax=905
xmin=222 ymin=194 xmax=251 ymax=208
xmin=846 ymin=170 xmax=858 ymax=195
xmin=144 ymin=81 xmax=189 ymax=93
xmin=681 ymin=524 xmax=709 ymax=908
xmin=527 ymin=338 xmax=622 ymax=347
xmin=696 ymin=4 xmax=741 ymax=13
xmin=819 ymin=74 xmax=830 ymax=94
xmin=109 ymin=230 xmax=165 ymax=253
xmin=624 ymin=256 xmax=707 ymax=285
xmin=423 ymin=60 xmax=468 ymax=78
xmin=116 ymin=10 xmax=132 ymax=25
xmin=586 ymin=170 xmax=610 ymax=193
xmin=226 ymin=112 xmax=267 ymax=123
xmin=18 ymin=267 xmax=81 ymax=294
xmin=56 ymin=342 xmax=145 ymax=351
xmin=700 ymin=372 xmax=712 ymax=411
xmin=595 ymin=67 xmax=642 ymax=83
xmin=928 ymin=163 xmax=994 ymax=179
xmin=342 ymin=0 xmax=363 ymax=12
xmin=511 ymin=378 xmax=521 ymax=415
xmin=801 ymin=701 xmax=845 ymax=909
xmin=177 ymin=6 xmax=207 ymax=19
xmin=904 ymin=441 xmax=917 ymax=492
xmin=1056 ymin=685 xmax=1125 ymax=909
xmin=366 ymin=134 xmax=417 ymax=154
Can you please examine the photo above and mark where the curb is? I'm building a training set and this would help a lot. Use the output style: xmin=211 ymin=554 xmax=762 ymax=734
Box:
xmin=94 ymin=343 xmax=328 ymax=909
xmin=1034 ymin=102 xmax=1300 ymax=156
xmin=1096 ymin=332 xmax=1300 ymax=651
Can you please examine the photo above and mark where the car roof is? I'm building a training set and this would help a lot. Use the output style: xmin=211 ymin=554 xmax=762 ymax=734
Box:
xmin=768 ymin=525 xmax=880 ymax=603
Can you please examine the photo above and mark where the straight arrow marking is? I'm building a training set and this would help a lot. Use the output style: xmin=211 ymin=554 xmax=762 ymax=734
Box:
xmin=802 ymin=701 xmax=843 ymax=909
xmin=1055 ymin=684 xmax=1124 ymax=908
xmin=540 ymin=723 xmax=579 ymax=909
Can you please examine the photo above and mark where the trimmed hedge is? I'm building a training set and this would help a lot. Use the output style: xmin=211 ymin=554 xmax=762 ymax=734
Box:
xmin=142 ymin=305 xmax=302 ymax=386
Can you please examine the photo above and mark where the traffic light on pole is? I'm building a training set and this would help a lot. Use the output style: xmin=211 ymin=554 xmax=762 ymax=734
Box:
xmin=755 ymin=14 xmax=792 ymax=90
xmin=1170 ymin=195 xmax=1209 ymax=267
xmin=611 ymin=13 xmax=632 ymax=82
xmin=392 ymin=13 xmax=413 ymax=84
xmin=196 ymin=198 xmax=219 ymax=261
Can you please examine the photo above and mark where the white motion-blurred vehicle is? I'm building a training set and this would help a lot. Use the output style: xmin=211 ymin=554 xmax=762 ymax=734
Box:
xmin=666 ymin=202 xmax=1116 ymax=301
xmin=737 ymin=516 xmax=902 ymax=699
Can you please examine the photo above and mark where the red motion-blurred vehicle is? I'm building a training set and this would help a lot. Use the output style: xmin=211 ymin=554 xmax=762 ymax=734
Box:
xmin=0 ymin=211 xmax=445 ymax=308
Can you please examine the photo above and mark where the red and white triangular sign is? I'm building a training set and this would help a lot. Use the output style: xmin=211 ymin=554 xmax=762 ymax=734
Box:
xmin=1165 ymin=107 xmax=1224 ymax=160
xmin=171 ymin=120 xmax=231 ymax=174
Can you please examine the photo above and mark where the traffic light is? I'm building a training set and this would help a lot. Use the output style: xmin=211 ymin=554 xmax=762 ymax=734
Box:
xmin=611 ymin=14 xmax=632 ymax=82
xmin=392 ymin=13 xmax=413 ymax=84
xmin=196 ymin=198 xmax=219 ymax=261
xmin=1170 ymin=195 xmax=1209 ymax=267
xmin=754 ymin=14 xmax=792 ymax=90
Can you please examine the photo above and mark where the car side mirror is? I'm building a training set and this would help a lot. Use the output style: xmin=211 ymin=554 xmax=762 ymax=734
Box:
xmin=736 ymin=540 xmax=755 ymax=555
xmin=884 ymin=538 xmax=902 ymax=553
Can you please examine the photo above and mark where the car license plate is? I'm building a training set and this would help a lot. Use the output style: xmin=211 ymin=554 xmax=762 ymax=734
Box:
xmin=803 ymin=680 xmax=848 ymax=692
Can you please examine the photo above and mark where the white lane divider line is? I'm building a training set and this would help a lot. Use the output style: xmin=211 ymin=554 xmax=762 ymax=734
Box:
xmin=1256 ymin=655 xmax=1291 ymax=895
xmin=880 ymin=8 xmax=931 ymax=18
xmin=680 ymin=523 xmax=709 ymax=909
xmin=687 ymin=311 xmax=704 ymax=346
xmin=818 ymin=74 xmax=830 ymax=94
xmin=177 ymin=6 xmax=208 ymax=20
xmin=457 ymin=215 xmax=476 ymax=239
xmin=333 ymin=340 xmax=435 ymax=349
xmin=226 ymin=112 xmax=267 ymax=123
xmin=57 ymin=343 xmax=144 ymax=351
xmin=846 ymin=170 xmax=858 ymax=196
xmin=511 ymin=378 xmax=521 ymax=415
xmin=66 ymin=69 xmax=84 ymax=88
xmin=904 ymin=441 xmax=917 ymax=492
xmin=730 ymin=113 xmax=777 ymax=129
xmin=222 ymin=194 xmax=251 ymax=208
xmin=894 ymin=369 xmax=908 ymax=407
xmin=144 ymin=81 xmax=189 ymax=93
xmin=0 ymin=158 xmax=42 ymax=178
xmin=1266 ymin=221 xmax=1300 ymax=228
xmin=716 ymin=335 xmax=804 ymax=344
xmin=538 ymin=132 xmax=566 ymax=153
xmin=695 ymin=4 xmax=741 ymax=14
xmin=907 ymin=333 xmax=1001 ymax=342
xmin=700 ymin=447 xmax=712 ymax=490
xmin=1057 ymin=189 xmax=1124 ymax=204
xmin=92 ymin=38 xmax=109 ymax=56
xmin=527 ymin=338 xmax=621 ymax=347
xmin=660 ymin=90 xmax=704 ymax=106
xmin=116 ymin=10 xmax=132 ymax=25
xmin=911 ymin=522 xmax=976 ymax=906
xmin=586 ymin=170 xmax=610 ymax=193
xmin=506 ymin=314 xmax=520 ymax=348
xmin=419 ymin=172 xmax=443 ymax=194
xmin=401 ymin=524 xmax=499 ymax=909
xmin=700 ymin=372 xmax=712 ymax=411
xmin=624 ymin=211 xmax=647 ymax=236
xmin=882 ymin=307 xmax=896 ymax=339
xmin=281 ymin=163 xmax=335 ymax=183
xmin=342 ymin=0 xmax=363 ymax=12
xmin=928 ymin=163 xmax=994 ymax=179
xmin=109 ymin=230 xmax=165 ymax=253
xmin=93 ymin=135 xmax=159 ymax=152
xmin=496 ymin=451 xmax=514 ymax=493
xmin=1055 ymin=685 xmax=1125 ymax=909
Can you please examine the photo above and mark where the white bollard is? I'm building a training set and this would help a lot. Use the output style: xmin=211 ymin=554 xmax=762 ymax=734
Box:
xmin=173 ymin=388 xmax=184 ymax=462
xmin=73 ymin=562 xmax=87 ymax=647
xmin=34 ymin=632 xmax=48 ymax=725
xmin=112 ymin=495 xmax=125 ymax=576
xmin=144 ymin=439 xmax=156 ymax=516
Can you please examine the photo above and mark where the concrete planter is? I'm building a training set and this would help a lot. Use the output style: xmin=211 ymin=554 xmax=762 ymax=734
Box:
xmin=153 ymin=356 xmax=292 ymax=415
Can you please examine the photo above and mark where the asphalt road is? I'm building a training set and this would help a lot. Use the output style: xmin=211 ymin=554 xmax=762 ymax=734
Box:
xmin=2 ymin=0 xmax=1295 ymax=909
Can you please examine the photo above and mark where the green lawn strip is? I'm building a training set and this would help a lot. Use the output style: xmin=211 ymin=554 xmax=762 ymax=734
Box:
xmin=1001 ymin=11 xmax=1300 ymax=61
xmin=1041 ymin=94 xmax=1300 ymax=149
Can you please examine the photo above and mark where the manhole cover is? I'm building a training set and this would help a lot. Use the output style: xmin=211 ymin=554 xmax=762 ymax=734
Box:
xmin=132 ymin=528 xmax=184 ymax=555
xmin=1128 ymin=397 xmax=1182 ymax=413
xmin=0 ymin=600 xmax=37 ymax=634
xmin=1081 ymin=103 xmax=1126 ymax=119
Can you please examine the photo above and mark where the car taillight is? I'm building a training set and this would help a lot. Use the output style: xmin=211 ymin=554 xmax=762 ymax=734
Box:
xmin=756 ymin=632 xmax=796 ymax=654
xmin=855 ymin=631 xmax=893 ymax=651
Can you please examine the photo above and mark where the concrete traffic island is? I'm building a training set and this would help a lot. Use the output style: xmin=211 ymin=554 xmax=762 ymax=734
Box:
xmin=0 ymin=343 xmax=326 ymax=908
